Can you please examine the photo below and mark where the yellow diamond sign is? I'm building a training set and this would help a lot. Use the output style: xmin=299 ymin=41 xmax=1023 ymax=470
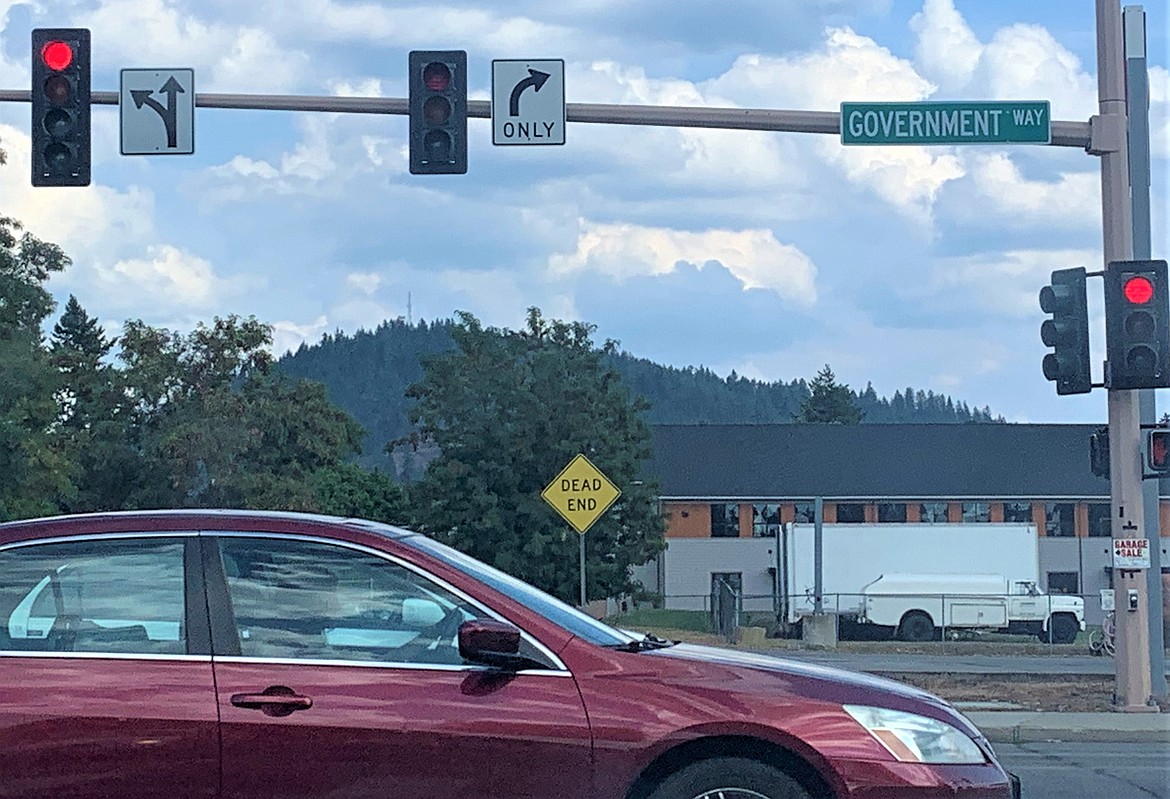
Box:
xmin=541 ymin=454 xmax=621 ymax=534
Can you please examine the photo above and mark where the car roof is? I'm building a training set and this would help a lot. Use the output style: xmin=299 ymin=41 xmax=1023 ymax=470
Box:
xmin=0 ymin=509 xmax=416 ymax=543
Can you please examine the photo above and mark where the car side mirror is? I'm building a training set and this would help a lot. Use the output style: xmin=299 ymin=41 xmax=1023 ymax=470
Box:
xmin=458 ymin=619 xmax=524 ymax=669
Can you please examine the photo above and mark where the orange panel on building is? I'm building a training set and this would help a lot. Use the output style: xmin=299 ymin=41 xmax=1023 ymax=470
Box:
xmin=663 ymin=502 xmax=713 ymax=538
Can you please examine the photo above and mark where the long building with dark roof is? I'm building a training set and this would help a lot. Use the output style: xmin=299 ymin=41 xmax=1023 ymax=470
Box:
xmin=642 ymin=424 xmax=1169 ymax=624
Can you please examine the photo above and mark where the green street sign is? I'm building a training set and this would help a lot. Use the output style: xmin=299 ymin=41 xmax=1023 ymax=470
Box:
xmin=840 ymin=101 xmax=1051 ymax=145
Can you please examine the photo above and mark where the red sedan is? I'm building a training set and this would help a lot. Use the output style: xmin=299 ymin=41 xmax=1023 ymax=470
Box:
xmin=0 ymin=510 xmax=1020 ymax=799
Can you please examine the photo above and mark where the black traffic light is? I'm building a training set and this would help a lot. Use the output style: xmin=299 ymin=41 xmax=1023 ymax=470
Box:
xmin=1104 ymin=259 xmax=1170 ymax=390
xmin=408 ymin=50 xmax=467 ymax=175
xmin=1039 ymin=266 xmax=1091 ymax=395
xmin=1090 ymin=426 xmax=1110 ymax=478
xmin=31 ymin=28 xmax=91 ymax=187
xmin=1147 ymin=429 xmax=1170 ymax=473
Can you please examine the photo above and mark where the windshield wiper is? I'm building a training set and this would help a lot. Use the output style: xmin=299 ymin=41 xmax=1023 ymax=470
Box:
xmin=603 ymin=632 xmax=677 ymax=652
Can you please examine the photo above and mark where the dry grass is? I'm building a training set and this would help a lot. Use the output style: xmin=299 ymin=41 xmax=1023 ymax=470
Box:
xmin=892 ymin=674 xmax=1116 ymax=712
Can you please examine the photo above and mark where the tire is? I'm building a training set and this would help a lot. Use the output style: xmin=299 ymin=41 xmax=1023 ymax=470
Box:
xmin=646 ymin=757 xmax=812 ymax=799
xmin=1046 ymin=614 xmax=1079 ymax=645
xmin=898 ymin=611 xmax=936 ymax=642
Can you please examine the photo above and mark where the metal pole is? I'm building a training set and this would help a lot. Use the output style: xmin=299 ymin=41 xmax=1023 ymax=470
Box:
xmin=1124 ymin=3 xmax=1168 ymax=703
xmin=814 ymin=496 xmax=824 ymax=614
xmin=579 ymin=533 xmax=587 ymax=609
xmin=1096 ymin=0 xmax=1154 ymax=712
xmin=0 ymin=89 xmax=1095 ymax=146
xmin=774 ymin=521 xmax=782 ymax=617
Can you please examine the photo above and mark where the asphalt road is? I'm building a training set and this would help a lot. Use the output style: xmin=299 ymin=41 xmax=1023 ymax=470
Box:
xmin=997 ymin=742 xmax=1169 ymax=798
xmin=763 ymin=650 xmax=1170 ymax=675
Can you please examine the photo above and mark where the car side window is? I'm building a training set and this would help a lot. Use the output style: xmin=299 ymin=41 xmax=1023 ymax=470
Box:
xmin=0 ymin=538 xmax=187 ymax=655
xmin=218 ymin=537 xmax=489 ymax=666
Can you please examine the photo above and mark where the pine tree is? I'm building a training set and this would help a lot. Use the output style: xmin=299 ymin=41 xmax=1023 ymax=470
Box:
xmin=793 ymin=365 xmax=864 ymax=424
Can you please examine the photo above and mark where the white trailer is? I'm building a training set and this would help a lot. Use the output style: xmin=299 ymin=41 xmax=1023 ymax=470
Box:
xmin=778 ymin=522 xmax=1041 ymax=625
xmin=859 ymin=572 xmax=1085 ymax=644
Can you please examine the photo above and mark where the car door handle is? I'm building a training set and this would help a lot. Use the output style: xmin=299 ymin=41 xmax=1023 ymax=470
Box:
xmin=230 ymin=686 xmax=313 ymax=716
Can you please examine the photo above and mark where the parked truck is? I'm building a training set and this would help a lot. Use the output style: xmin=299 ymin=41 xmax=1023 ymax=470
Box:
xmin=858 ymin=572 xmax=1086 ymax=644
xmin=777 ymin=522 xmax=1042 ymax=623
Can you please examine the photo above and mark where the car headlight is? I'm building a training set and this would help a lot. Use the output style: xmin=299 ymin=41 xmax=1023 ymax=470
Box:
xmin=843 ymin=705 xmax=986 ymax=764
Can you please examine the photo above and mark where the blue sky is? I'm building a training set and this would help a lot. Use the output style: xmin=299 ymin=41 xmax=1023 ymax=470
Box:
xmin=0 ymin=0 xmax=1167 ymax=423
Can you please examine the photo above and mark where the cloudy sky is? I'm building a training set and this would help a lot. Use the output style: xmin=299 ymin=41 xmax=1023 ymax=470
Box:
xmin=0 ymin=0 xmax=1167 ymax=423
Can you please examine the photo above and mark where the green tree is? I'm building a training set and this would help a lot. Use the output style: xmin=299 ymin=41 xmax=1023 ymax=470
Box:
xmin=49 ymin=296 xmax=138 ymax=512
xmin=316 ymin=462 xmax=409 ymax=522
xmin=794 ymin=364 xmax=864 ymax=424
xmin=0 ymin=217 xmax=75 ymax=519
xmin=405 ymin=308 xmax=666 ymax=603
xmin=116 ymin=315 xmax=365 ymax=510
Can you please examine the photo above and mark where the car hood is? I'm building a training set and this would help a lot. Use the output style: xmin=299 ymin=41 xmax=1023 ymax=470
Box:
xmin=645 ymin=643 xmax=977 ymax=732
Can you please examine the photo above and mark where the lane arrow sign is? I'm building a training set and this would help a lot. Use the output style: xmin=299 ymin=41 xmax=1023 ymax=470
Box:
xmin=509 ymin=68 xmax=551 ymax=117
xmin=131 ymin=76 xmax=185 ymax=148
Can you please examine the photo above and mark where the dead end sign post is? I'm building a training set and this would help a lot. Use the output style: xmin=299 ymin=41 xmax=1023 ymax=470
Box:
xmin=541 ymin=454 xmax=620 ymax=609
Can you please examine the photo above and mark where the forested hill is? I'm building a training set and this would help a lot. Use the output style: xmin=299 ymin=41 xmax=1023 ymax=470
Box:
xmin=276 ymin=318 xmax=1002 ymax=469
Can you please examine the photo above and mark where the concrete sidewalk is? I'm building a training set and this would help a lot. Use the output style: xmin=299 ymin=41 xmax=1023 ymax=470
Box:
xmin=965 ymin=711 xmax=1170 ymax=743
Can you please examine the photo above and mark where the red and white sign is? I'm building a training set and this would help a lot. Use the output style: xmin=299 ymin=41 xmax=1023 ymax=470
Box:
xmin=1112 ymin=538 xmax=1150 ymax=569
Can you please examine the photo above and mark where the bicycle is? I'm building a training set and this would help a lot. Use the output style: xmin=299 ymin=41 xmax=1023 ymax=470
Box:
xmin=1088 ymin=611 xmax=1115 ymax=656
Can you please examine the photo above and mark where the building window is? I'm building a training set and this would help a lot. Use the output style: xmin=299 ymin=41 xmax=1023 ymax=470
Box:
xmin=1047 ymin=571 xmax=1079 ymax=595
xmin=919 ymin=502 xmax=948 ymax=523
xmin=1045 ymin=502 xmax=1075 ymax=537
xmin=752 ymin=504 xmax=781 ymax=538
xmin=877 ymin=503 xmax=906 ymax=522
xmin=793 ymin=502 xmax=815 ymax=524
xmin=1087 ymin=503 xmax=1111 ymax=537
xmin=962 ymin=502 xmax=990 ymax=522
xmin=835 ymin=503 xmax=865 ymax=523
xmin=1003 ymin=502 xmax=1033 ymax=523
xmin=710 ymin=504 xmax=739 ymax=538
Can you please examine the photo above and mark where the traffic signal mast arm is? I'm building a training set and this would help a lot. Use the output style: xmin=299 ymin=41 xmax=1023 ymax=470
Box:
xmin=0 ymin=88 xmax=1095 ymax=145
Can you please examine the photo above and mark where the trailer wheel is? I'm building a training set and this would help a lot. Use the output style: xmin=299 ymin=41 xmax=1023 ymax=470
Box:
xmin=1045 ymin=614 xmax=1079 ymax=645
xmin=898 ymin=611 xmax=936 ymax=642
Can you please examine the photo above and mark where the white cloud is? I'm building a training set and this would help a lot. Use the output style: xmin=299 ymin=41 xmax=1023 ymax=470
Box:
xmin=346 ymin=272 xmax=381 ymax=295
xmin=1149 ymin=66 xmax=1170 ymax=160
xmin=977 ymin=24 xmax=1096 ymax=119
xmin=910 ymin=0 xmax=982 ymax=91
xmin=958 ymin=152 xmax=1099 ymax=228
xmin=0 ymin=124 xmax=155 ymax=262
xmin=89 ymin=245 xmax=245 ymax=311
xmin=78 ymin=0 xmax=311 ymax=92
xmin=922 ymin=248 xmax=1099 ymax=318
xmin=704 ymin=29 xmax=964 ymax=222
xmin=272 ymin=315 xmax=330 ymax=357
xmin=548 ymin=219 xmax=817 ymax=305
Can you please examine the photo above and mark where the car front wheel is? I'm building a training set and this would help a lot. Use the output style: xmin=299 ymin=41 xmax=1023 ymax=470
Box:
xmin=646 ymin=757 xmax=813 ymax=799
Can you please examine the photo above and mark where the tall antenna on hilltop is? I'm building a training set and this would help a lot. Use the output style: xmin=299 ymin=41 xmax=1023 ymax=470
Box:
xmin=407 ymin=292 xmax=412 ymax=326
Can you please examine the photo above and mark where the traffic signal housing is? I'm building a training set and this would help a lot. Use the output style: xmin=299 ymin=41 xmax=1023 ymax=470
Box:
xmin=1104 ymin=260 xmax=1170 ymax=390
xmin=1039 ymin=267 xmax=1091 ymax=395
xmin=1090 ymin=426 xmax=1110 ymax=478
xmin=1147 ymin=430 xmax=1170 ymax=473
xmin=408 ymin=50 xmax=467 ymax=175
xmin=31 ymin=28 xmax=90 ymax=186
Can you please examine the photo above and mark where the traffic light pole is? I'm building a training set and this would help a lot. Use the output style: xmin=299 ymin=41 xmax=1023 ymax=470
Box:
xmin=0 ymin=89 xmax=1095 ymax=147
xmin=1095 ymin=0 xmax=1156 ymax=712
xmin=1125 ymin=4 xmax=1168 ymax=704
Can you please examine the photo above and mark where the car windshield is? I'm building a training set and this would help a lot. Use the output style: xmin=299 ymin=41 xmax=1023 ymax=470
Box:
xmin=399 ymin=533 xmax=638 ymax=647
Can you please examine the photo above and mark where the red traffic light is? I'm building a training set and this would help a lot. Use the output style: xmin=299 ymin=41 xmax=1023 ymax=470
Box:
xmin=1148 ymin=430 xmax=1170 ymax=472
xmin=423 ymin=62 xmax=451 ymax=92
xmin=41 ymin=40 xmax=73 ymax=71
xmin=1124 ymin=275 xmax=1155 ymax=305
